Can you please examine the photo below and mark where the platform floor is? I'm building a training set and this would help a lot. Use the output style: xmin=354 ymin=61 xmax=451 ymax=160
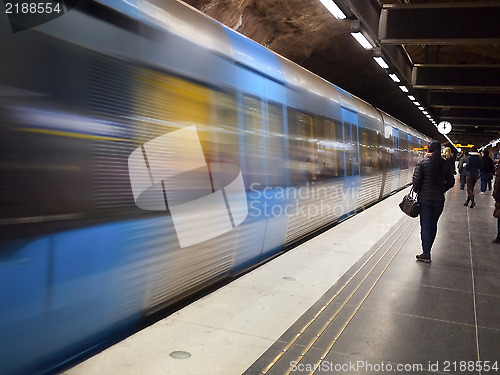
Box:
xmin=65 ymin=182 xmax=500 ymax=375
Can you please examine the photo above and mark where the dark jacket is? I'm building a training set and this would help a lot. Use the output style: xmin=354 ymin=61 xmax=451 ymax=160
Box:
xmin=493 ymin=166 xmax=500 ymax=217
xmin=445 ymin=156 xmax=456 ymax=175
xmin=464 ymin=152 xmax=483 ymax=177
xmin=482 ymin=155 xmax=495 ymax=175
xmin=494 ymin=166 xmax=500 ymax=201
xmin=458 ymin=156 xmax=467 ymax=175
xmin=412 ymin=153 xmax=455 ymax=201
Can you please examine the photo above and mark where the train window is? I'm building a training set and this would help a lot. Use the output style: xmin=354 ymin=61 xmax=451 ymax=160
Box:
xmin=0 ymin=129 xmax=92 ymax=235
xmin=335 ymin=121 xmax=345 ymax=177
xmin=267 ymin=102 xmax=285 ymax=186
xmin=288 ymin=108 xmax=314 ymax=185
xmin=243 ymin=95 xmax=265 ymax=186
xmin=400 ymin=136 xmax=409 ymax=169
xmin=385 ymin=134 xmax=395 ymax=169
xmin=344 ymin=123 xmax=352 ymax=177
xmin=322 ymin=119 xmax=336 ymax=179
xmin=351 ymin=125 xmax=360 ymax=176
xmin=203 ymin=90 xmax=239 ymax=165
xmin=360 ymin=129 xmax=374 ymax=175
xmin=394 ymin=136 xmax=400 ymax=169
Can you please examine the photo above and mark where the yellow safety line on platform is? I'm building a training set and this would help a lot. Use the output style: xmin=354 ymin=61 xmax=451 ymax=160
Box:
xmin=259 ymin=217 xmax=412 ymax=375
xmin=284 ymin=220 xmax=415 ymax=375
xmin=307 ymin=221 xmax=418 ymax=375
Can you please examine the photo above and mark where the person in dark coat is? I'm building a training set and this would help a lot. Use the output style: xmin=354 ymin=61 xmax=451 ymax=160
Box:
xmin=492 ymin=164 xmax=500 ymax=243
xmin=412 ymin=140 xmax=455 ymax=263
xmin=480 ymin=150 xmax=495 ymax=194
xmin=458 ymin=151 xmax=468 ymax=190
xmin=463 ymin=147 xmax=483 ymax=208
xmin=443 ymin=147 xmax=456 ymax=175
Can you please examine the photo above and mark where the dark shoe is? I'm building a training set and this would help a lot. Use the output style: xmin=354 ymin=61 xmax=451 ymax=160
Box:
xmin=416 ymin=254 xmax=432 ymax=263
xmin=493 ymin=239 xmax=500 ymax=244
xmin=470 ymin=202 xmax=476 ymax=208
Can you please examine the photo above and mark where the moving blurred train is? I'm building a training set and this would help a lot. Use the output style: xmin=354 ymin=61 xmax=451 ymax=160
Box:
xmin=0 ymin=0 xmax=430 ymax=373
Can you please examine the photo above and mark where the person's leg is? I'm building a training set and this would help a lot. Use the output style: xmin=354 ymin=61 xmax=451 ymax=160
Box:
xmin=465 ymin=176 xmax=472 ymax=205
xmin=470 ymin=176 xmax=478 ymax=207
xmin=418 ymin=200 xmax=433 ymax=260
xmin=460 ymin=174 xmax=466 ymax=190
xmin=480 ymin=173 xmax=487 ymax=193
xmin=428 ymin=200 xmax=445 ymax=248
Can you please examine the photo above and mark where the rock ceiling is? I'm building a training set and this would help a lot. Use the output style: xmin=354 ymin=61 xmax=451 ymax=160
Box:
xmin=180 ymin=0 xmax=500 ymax=148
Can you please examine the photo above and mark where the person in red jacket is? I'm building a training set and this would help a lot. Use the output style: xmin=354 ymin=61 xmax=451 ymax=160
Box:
xmin=412 ymin=140 xmax=455 ymax=262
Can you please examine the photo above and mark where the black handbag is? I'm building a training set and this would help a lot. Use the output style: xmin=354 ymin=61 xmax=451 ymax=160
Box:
xmin=399 ymin=187 xmax=421 ymax=218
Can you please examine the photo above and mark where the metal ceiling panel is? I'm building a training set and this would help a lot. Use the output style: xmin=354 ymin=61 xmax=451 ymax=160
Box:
xmin=412 ymin=64 xmax=500 ymax=90
xmin=439 ymin=108 xmax=500 ymax=121
xmin=379 ymin=3 xmax=500 ymax=45
xmin=428 ymin=92 xmax=500 ymax=109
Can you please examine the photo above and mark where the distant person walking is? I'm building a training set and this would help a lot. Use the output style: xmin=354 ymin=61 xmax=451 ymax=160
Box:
xmin=463 ymin=147 xmax=483 ymax=208
xmin=458 ymin=151 xmax=468 ymax=190
xmin=412 ymin=140 xmax=455 ymax=263
xmin=480 ymin=150 xmax=495 ymax=195
xmin=443 ymin=147 xmax=456 ymax=175
xmin=493 ymin=164 xmax=500 ymax=243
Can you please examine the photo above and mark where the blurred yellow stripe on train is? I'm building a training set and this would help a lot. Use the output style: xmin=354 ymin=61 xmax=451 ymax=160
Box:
xmin=135 ymin=69 xmax=211 ymax=135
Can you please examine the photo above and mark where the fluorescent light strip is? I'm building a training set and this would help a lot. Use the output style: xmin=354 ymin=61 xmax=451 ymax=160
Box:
xmin=389 ymin=74 xmax=400 ymax=82
xmin=399 ymin=85 xmax=409 ymax=92
xmin=318 ymin=0 xmax=346 ymax=19
xmin=351 ymin=32 xmax=374 ymax=50
xmin=407 ymin=95 xmax=416 ymax=101
xmin=373 ymin=56 xmax=389 ymax=69
xmin=413 ymin=101 xmax=420 ymax=106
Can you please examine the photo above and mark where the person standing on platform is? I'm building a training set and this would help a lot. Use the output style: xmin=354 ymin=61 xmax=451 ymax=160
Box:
xmin=463 ymin=147 xmax=483 ymax=208
xmin=443 ymin=147 xmax=456 ymax=175
xmin=492 ymin=164 xmax=500 ymax=243
xmin=458 ymin=151 xmax=468 ymax=190
xmin=412 ymin=140 xmax=455 ymax=263
xmin=480 ymin=150 xmax=495 ymax=195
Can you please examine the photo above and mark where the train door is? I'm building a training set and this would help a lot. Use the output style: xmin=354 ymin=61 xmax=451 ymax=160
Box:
xmin=232 ymin=67 xmax=289 ymax=270
xmin=232 ymin=88 xmax=268 ymax=270
xmin=259 ymin=79 xmax=290 ymax=259
xmin=391 ymin=128 xmax=401 ymax=192
xmin=341 ymin=107 xmax=361 ymax=217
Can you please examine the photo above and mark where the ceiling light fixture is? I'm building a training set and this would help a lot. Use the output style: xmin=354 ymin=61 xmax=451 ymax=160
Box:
xmin=318 ymin=0 xmax=347 ymax=19
xmin=399 ymin=85 xmax=409 ymax=92
xmin=413 ymin=101 xmax=420 ymax=106
xmin=351 ymin=32 xmax=374 ymax=50
xmin=389 ymin=74 xmax=400 ymax=82
xmin=373 ymin=56 xmax=389 ymax=69
xmin=407 ymin=95 xmax=416 ymax=101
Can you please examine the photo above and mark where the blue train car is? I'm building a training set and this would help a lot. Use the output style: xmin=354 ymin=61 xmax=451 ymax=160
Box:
xmin=0 ymin=0 xmax=430 ymax=373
